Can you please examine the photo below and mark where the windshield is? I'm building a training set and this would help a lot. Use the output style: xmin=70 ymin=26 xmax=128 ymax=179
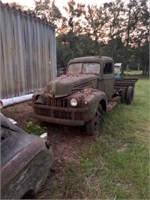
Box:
xmin=67 ymin=63 xmax=100 ymax=74
xmin=67 ymin=63 xmax=82 ymax=74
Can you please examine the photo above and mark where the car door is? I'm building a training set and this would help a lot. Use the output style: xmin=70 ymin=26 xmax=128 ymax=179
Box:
xmin=102 ymin=62 xmax=114 ymax=100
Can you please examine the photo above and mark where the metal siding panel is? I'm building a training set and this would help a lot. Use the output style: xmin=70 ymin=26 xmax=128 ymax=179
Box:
xmin=4 ymin=7 xmax=14 ymax=98
xmin=37 ymin=21 xmax=42 ymax=89
xmin=31 ymin=19 xmax=36 ymax=91
xmin=12 ymin=11 xmax=20 ymax=96
xmin=36 ymin=20 xmax=41 ymax=89
xmin=33 ymin=20 xmax=38 ymax=91
xmin=44 ymin=24 xmax=49 ymax=85
xmin=14 ymin=11 xmax=21 ymax=95
xmin=22 ymin=15 xmax=28 ymax=94
xmin=48 ymin=29 xmax=52 ymax=80
xmin=0 ymin=5 xmax=5 ymax=98
xmin=11 ymin=10 xmax=19 ymax=97
xmin=41 ymin=24 xmax=45 ymax=86
xmin=45 ymin=25 xmax=50 ymax=85
xmin=50 ymin=28 xmax=57 ymax=80
xmin=0 ymin=3 xmax=56 ymax=99
xmin=27 ymin=16 xmax=34 ymax=93
xmin=1 ymin=7 xmax=9 ymax=98
xmin=45 ymin=26 xmax=51 ymax=84
xmin=49 ymin=28 xmax=53 ymax=80
xmin=17 ymin=13 xmax=26 ymax=95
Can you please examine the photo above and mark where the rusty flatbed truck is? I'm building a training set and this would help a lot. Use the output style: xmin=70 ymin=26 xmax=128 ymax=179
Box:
xmin=32 ymin=56 xmax=138 ymax=135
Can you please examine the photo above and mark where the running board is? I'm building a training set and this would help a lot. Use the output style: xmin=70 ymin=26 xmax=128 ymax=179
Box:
xmin=107 ymin=102 xmax=118 ymax=112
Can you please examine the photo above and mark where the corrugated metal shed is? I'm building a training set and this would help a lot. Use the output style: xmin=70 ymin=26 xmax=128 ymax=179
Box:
xmin=0 ymin=2 xmax=57 ymax=99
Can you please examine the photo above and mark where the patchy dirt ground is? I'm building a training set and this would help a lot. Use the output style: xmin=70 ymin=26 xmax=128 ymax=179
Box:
xmin=1 ymin=101 xmax=96 ymax=199
xmin=1 ymin=101 xmax=37 ymax=130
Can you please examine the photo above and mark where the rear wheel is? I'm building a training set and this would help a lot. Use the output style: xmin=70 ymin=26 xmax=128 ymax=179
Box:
xmin=125 ymin=86 xmax=134 ymax=105
xmin=86 ymin=106 xmax=102 ymax=135
xmin=121 ymin=89 xmax=126 ymax=103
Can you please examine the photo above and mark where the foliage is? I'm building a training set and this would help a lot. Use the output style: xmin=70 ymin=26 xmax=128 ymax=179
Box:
xmin=25 ymin=121 xmax=46 ymax=136
xmin=34 ymin=0 xmax=62 ymax=27
xmin=56 ymin=34 xmax=96 ymax=65
xmin=29 ymin=0 xmax=149 ymax=74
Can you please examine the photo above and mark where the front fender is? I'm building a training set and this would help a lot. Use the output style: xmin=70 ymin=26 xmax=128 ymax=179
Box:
xmin=84 ymin=90 xmax=108 ymax=121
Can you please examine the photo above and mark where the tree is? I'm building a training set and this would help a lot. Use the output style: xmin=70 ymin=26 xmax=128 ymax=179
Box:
xmin=34 ymin=0 xmax=62 ymax=28
xmin=60 ymin=0 xmax=86 ymax=34
xmin=32 ymin=0 xmax=149 ymax=75
xmin=7 ymin=2 xmax=25 ymax=10
xmin=82 ymin=5 xmax=108 ymax=54
xmin=56 ymin=34 xmax=74 ymax=67
xmin=124 ymin=0 xmax=149 ymax=74
xmin=103 ymin=0 xmax=125 ymax=40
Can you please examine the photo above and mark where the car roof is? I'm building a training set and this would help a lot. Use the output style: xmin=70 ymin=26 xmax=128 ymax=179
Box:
xmin=68 ymin=56 xmax=113 ymax=65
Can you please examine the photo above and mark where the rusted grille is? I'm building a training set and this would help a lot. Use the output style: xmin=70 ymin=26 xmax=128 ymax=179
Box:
xmin=34 ymin=107 xmax=82 ymax=120
xmin=34 ymin=96 xmax=83 ymax=120
xmin=45 ymin=97 xmax=69 ymax=107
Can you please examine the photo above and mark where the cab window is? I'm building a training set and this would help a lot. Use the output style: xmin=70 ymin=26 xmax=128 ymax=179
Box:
xmin=104 ymin=62 xmax=113 ymax=74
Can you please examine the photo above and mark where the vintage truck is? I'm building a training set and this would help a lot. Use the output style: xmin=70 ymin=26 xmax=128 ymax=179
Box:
xmin=32 ymin=56 xmax=138 ymax=135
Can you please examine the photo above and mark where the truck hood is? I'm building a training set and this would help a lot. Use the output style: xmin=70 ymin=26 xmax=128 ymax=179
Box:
xmin=47 ymin=74 xmax=98 ymax=97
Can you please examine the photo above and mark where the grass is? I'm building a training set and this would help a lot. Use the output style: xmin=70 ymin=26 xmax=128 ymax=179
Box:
xmin=124 ymin=70 xmax=143 ymax=75
xmin=47 ymin=77 xmax=150 ymax=199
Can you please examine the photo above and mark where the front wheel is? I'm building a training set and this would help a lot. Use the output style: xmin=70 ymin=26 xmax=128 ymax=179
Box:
xmin=85 ymin=106 xmax=102 ymax=135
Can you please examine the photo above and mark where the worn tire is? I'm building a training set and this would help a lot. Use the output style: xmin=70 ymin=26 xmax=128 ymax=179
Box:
xmin=21 ymin=190 xmax=35 ymax=199
xmin=121 ymin=89 xmax=126 ymax=103
xmin=125 ymin=86 xmax=134 ymax=105
xmin=86 ymin=106 xmax=102 ymax=135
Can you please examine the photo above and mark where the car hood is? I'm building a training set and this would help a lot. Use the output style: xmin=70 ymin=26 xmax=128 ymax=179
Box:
xmin=0 ymin=114 xmax=48 ymax=187
xmin=1 ymin=114 xmax=43 ymax=166
xmin=46 ymin=74 xmax=98 ymax=97
xmin=1 ymin=114 xmax=53 ymax=200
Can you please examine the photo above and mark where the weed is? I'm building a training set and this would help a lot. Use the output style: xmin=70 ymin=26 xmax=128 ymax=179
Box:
xmin=25 ymin=121 xmax=46 ymax=136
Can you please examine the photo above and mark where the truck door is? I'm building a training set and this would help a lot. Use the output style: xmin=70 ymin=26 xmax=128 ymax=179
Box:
xmin=102 ymin=62 xmax=114 ymax=100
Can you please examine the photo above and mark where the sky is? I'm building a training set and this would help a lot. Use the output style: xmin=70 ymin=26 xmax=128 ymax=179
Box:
xmin=1 ymin=0 xmax=118 ymax=10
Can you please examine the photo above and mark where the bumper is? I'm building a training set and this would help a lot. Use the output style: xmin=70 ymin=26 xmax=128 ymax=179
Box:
xmin=32 ymin=103 xmax=88 ymax=126
xmin=32 ymin=113 xmax=85 ymax=126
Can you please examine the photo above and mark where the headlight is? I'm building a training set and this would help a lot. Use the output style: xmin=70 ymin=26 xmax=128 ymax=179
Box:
xmin=70 ymin=98 xmax=78 ymax=107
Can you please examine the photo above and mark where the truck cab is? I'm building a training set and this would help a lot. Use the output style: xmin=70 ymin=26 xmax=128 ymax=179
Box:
xmin=32 ymin=56 xmax=137 ymax=135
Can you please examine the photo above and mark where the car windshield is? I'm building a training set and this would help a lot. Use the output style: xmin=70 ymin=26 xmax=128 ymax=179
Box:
xmin=67 ymin=63 xmax=82 ymax=74
xmin=67 ymin=63 xmax=100 ymax=74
